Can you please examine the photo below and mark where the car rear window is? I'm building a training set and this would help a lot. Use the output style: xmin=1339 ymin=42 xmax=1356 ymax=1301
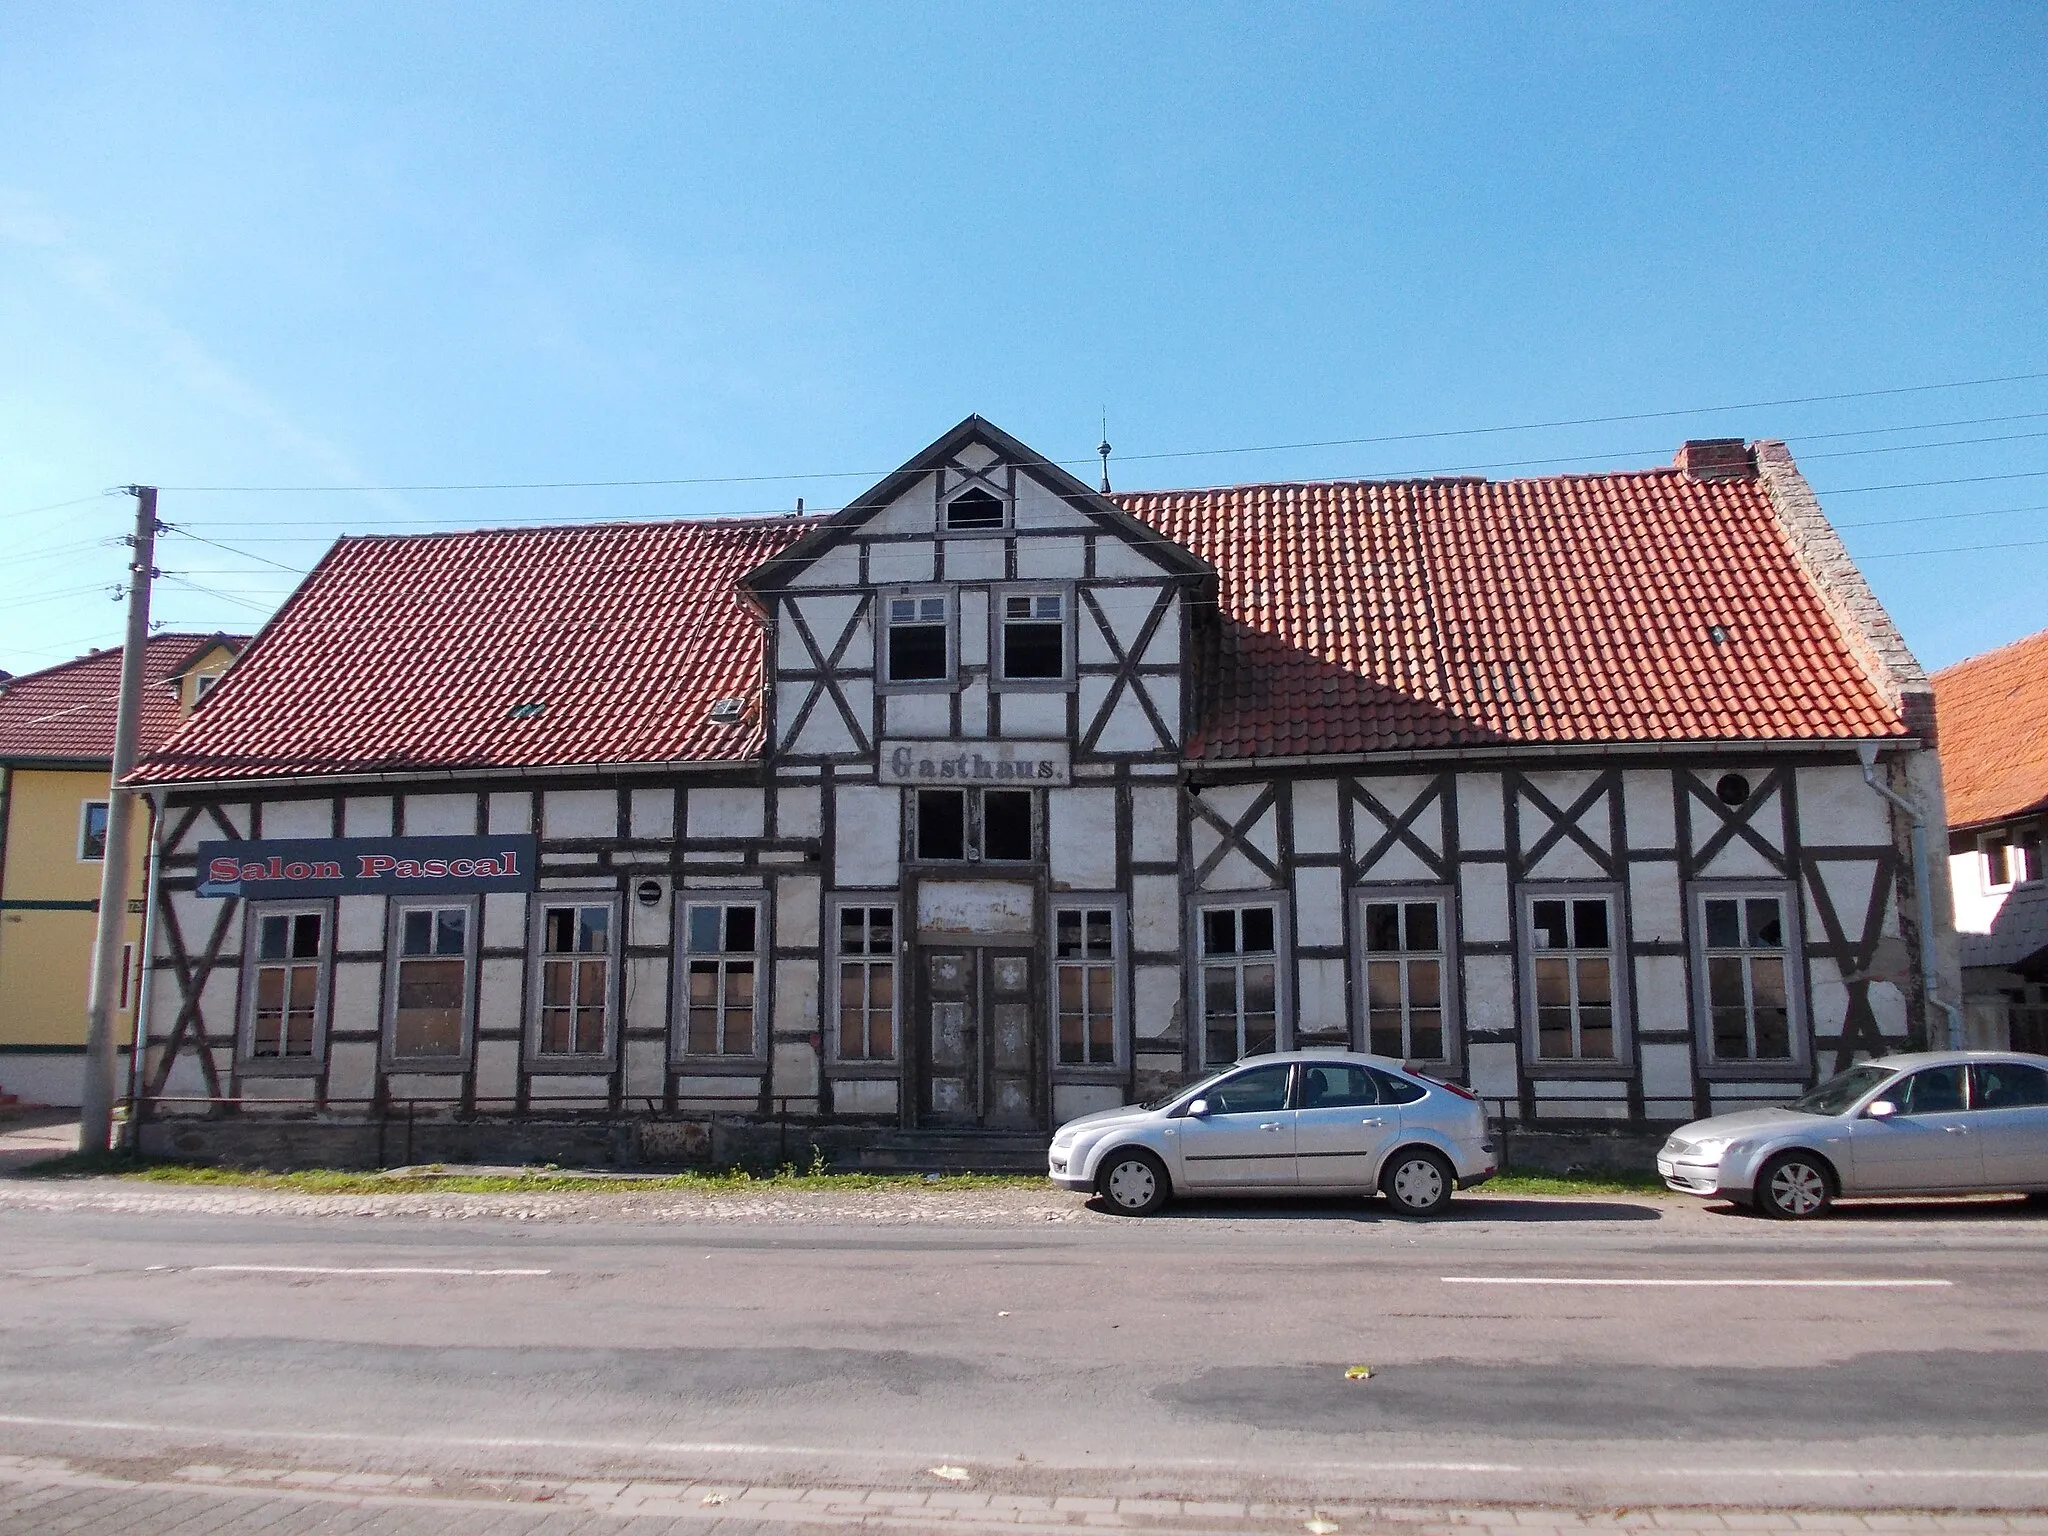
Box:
xmin=1367 ymin=1066 xmax=1427 ymax=1104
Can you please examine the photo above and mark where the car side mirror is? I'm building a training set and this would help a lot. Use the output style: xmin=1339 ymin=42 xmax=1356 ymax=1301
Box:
xmin=1185 ymin=1098 xmax=1211 ymax=1118
xmin=1866 ymin=1099 xmax=1898 ymax=1119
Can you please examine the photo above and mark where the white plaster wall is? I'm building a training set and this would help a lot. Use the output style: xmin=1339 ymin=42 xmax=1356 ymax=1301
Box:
xmin=1049 ymin=788 xmax=1118 ymax=889
xmin=777 ymin=785 xmax=822 ymax=842
xmin=477 ymin=956 xmax=523 ymax=1036
xmin=863 ymin=475 xmax=938 ymax=537
xmin=329 ymin=961 xmax=381 ymax=1037
xmin=835 ymin=1078 xmax=897 ymax=1115
xmin=1457 ymin=774 xmax=1505 ymax=851
xmin=1461 ymin=953 xmax=1515 ymax=1037
xmin=1632 ymin=954 xmax=1691 ymax=1035
xmin=776 ymin=875 xmax=820 ymax=950
xmin=404 ymin=793 xmax=475 ymax=836
xmin=386 ymin=1073 xmax=462 ymax=1101
xmin=326 ymin=1041 xmax=378 ymax=1101
xmin=528 ymin=1075 xmax=609 ymax=1100
xmin=481 ymin=892 xmax=526 ymax=951
xmin=1012 ymin=471 xmax=1087 ymax=531
xmin=1468 ymin=1040 xmax=1518 ymax=1096
xmin=959 ymin=678 xmax=989 ymax=738
xmin=261 ymin=799 xmax=332 ymax=839
xmin=1082 ymin=676 xmax=1169 ymax=753
xmin=1130 ymin=786 xmax=1178 ymax=865
xmin=1357 ymin=839 xmax=1435 ymax=883
xmin=773 ymin=1041 xmax=820 ymax=1097
xmin=630 ymin=787 xmax=674 ymax=840
xmin=1293 ymin=866 xmax=1343 ymax=948
xmin=1133 ymin=964 xmax=1180 ymax=1041
xmin=787 ymin=543 xmax=860 ymax=588
xmin=1080 ymin=587 xmax=1160 ymax=662
xmin=997 ymin=691 xmax=1066 ymax=738
xmin=1627 ymin=864 xmax=1684 ymax=947
xmin=687 ymin=787 xmax=765 ymax=841
xmin=944 ymin=539 xmax=1005 ymax=582
xmin=1807 ymin=954 xmax=1850 ymax=1037
xmin=623 ymin=1038 xmax=666 ymax=1100
xmin=867 ymin=542 xmax=936 ymax=585
xmin=885 ymin=691 xmax=950 ymax=737
xmin=488 ymin=792 xmax=532 ymax=835
xmin=1017 ymin=536 xmax=1086 ymax=579
xmin=1130 ymin=875 xmax=1180 ymax=954
xmin=1621 ymin=770 xmax=1676 ymax=851
xmin=1796 ymin=764 xmax=1894 ymax=848
xmin=1054 ymin=1083 xmax=1125 ymax=1121
xmin=834 ymin=786 xmax=900 ymax=886
xmin=544 ymin=789 xmax=615 ymax=840
xmin=1458 ymin=864 xmax=1511 ymax=944
xmin=627 ymin=887 xmax=669 ymax=950
xmin=343 ymin=796 xmax=394 ymax=838
xmin=1295 ymin=957 xmax=1347 ymax=1036
xmin=1093 ymin=539 xmax=1166 ymax=578
xmin=1292 ymin=780 xmax=1339 ymax=856
xmin=475 ymin=1038 xmax=520 ymax=1100
xmin=1950 ymin=850 xmax=2003 ymax=934
xmin=623 ymin=955 xmax=669 ymax=1036
xmin=1640 ymin=1040 xmax=1694 ymax=1098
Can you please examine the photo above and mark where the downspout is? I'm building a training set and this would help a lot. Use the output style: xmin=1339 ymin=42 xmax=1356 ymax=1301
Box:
xmin=124 ymin=790 xmax=166 ymax=1149
xmin=1855 ymin=742 xmax=1964 ymax=1049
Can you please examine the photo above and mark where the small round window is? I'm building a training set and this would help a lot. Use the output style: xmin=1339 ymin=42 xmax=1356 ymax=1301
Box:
xmin=1715 ymin=772 xmax=1751 ymax=808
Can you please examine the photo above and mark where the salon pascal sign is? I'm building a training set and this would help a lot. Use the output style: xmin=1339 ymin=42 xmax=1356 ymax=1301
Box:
xmin=197 ymin=836 xmax=540 ymax=899
xmin=879 ymin=739 xmax=1071 ymax=787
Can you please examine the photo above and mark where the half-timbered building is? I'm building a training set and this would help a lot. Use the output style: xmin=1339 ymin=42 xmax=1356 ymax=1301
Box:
xmin=125 ymin=418 xmax=1960 ymax=1162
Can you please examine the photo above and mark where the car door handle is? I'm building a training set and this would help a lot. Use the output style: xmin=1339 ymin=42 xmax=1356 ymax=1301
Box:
xmin=1945 ymin=1125 xmax=1969 ymax=1135
xmin=1360 ymin=1118 xmax=1387 ymax=1127
xmin=1259 ymin=1122 xmax=1283 ymax=1132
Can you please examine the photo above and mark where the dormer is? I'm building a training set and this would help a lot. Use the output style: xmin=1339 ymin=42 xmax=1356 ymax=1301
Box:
xmin=167 ymin=633 xmax=247 ymax=715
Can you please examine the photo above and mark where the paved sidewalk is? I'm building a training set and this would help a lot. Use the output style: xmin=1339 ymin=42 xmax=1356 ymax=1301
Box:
xmin=2 ymin=1453 xmax=2040 ymax=1536
xmin=0 ymin=1110 xmax=80 ymax=1172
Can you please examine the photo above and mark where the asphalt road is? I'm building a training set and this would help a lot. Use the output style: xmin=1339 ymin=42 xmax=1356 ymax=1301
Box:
xmin=4 ymin=1182 xmax=2047 ymax=1522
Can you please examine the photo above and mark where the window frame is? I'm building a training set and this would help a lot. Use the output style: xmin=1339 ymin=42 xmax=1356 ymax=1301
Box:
xmin=78 ymin=799 xmax=110 ymax=862
xmin=828 ymin=895 xmax=901 ymax=1074
xmin=938 ymin=482 xmax=1012 ymax=536
xmin=875 ymin=585 xmax=958 ymax=693
xmin=237 ymin=900 xmax=333 ymax=1075
xmin=1350 ymin=884 xmax=1461 ymax=1071
xmin=1193 ymin=895 xmax=1291 ymax=1068
xmin=904 ymin=786 xmax=1041 ymax=865
xmin=673 ymin=891 xmax=769 ymax=1067
xmin=525 ymin=894 xmax=621 ymax=1071
xmin=989 ymin=583 xmax=1077 ymax=691
xmin=1688 ymin=879 xmax=1809 ymax=1081
xmin=1981 ymin=823 xmax=2044 ymax=893
xmin=1050 ymin=895 xmax=1127 ymax=1078
xmin=1517 ymin=881 xmax=1633 ymax=1077
xmin=382 ymin=896 xmax=479 ymax=1071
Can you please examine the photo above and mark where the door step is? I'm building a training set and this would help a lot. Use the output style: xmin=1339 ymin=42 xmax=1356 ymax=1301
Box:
xmin=850 ymin=1131 xmax=1050 ymax=1175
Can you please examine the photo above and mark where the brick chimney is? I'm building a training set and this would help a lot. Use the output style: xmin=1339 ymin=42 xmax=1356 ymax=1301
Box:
xmin=1675 ymin=439 xmax=1756 ymax=481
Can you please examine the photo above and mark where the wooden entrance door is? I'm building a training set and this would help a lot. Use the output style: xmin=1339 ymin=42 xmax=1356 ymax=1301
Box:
xmin=917 ymin=946 xmax=1041 ymax=1130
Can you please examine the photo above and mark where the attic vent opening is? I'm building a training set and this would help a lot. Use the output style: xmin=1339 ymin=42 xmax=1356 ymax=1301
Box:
xmin=708 ymin=697 xmax=746 ymax=725
xmin=1715 ymin=773 xmax=1752 ymax=808
xmin=945 ymin=487 xmax=1004 ymax=531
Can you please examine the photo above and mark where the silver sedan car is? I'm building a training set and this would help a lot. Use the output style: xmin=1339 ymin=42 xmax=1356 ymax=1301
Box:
xmin=1659 ymin=1050 xmax=2048 ymax=1218
xmin=1046 ymin=1050 xmax=1496 ymax=1217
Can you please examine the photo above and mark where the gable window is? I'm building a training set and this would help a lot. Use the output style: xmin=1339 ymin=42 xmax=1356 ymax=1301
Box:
xmin=884 ymin=591 xmax=952 ymax=684
xmin=389 ymin=903 xmax=472 ymax=1061
xmin=1983 ymin=825 xmax=2044 ymax=891
xmin=1055 ymin=905 xmax=1120 ymax=1067
xmin=944 ymin=486 xmax=1005 ymax=531
xmin=533 ymin=901 xmax=614 ymax=1060
xmin=79 ymin=801 xmax=109 ymax=861
xmin=998 ymin=591 xmax=1068 ymax=682
xmin=911 ymin=787 xmax=1037 ymax=862
xmin=1522 ymin=887 xmax=1627 ymax=1065
xmin=193 ymin=672 xmax=222 ymax=703
xmin=1357 ymin=890 xmax=1453 ymax=1063
xmin=836 ymin=902 xmax=896 ymax=1063
xmin=1200 ymin=903 xmax=1281 ymax=1065
xmin=681 ymin=899 xmax=761 ymax=1057
xmin=244 ymin=906 xmax=328 ymax=1064
xmin=1692 ymin=885 xmax=1803 ymax=1069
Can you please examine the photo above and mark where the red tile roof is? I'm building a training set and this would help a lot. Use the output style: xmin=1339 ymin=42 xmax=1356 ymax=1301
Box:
xmin=0 ymin=634 xmax=245 ymax=764
xmin=1931 ymin=626 xmax=2048 ymax=829
xmin=131 ymin=520 xmax=810 ymax=784
xmin=1114 ymin=466 xmax=1908 ymax=760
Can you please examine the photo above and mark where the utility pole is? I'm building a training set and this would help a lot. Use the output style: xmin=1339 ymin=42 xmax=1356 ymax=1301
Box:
xmin=80 ymin=486 xmax=159 ymax=1154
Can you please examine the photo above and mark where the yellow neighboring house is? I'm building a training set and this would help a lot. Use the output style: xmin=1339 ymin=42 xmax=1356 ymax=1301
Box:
xmin=0 ymin=634 xmax=245 ymax=1107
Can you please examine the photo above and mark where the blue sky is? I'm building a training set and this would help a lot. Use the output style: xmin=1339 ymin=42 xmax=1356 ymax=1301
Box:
xmin=2 ymin=3 xmax=2043 ymax=678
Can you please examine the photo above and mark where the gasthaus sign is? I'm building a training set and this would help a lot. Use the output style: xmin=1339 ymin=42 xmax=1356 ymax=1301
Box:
xmin=879 ymin=739 xmax=1071 ymax=786
xmin=197 ymin=836 xmax=540 ymax=899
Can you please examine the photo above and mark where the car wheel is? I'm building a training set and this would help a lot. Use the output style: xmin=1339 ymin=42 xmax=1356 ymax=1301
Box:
xmin=1381 ymin=1148 xmax=1455 ymax=1218
xmin=1097 ymin=1148 xmax=1169 ymax=1216
xmin=1755 ymin=1151 xmax=1834 ymax=1220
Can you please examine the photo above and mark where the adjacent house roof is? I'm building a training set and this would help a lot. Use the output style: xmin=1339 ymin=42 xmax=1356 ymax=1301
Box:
xmin=1116 ymin=457 xmax=1908 ymax=760
xmin=0 ymin=633 xmax=247 ymax=764
xmin=1931 ymin=626 xmax=2048 ymax=830
xmin=130 ymin=433 xmax=1914 ymax=786
xmin=130 ymin=520 xmax=810 ymax=784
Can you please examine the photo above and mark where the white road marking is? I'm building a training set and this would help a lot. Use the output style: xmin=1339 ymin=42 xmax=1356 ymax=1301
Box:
xmin=186 ymin=1265 xmax=552 ymax=1277
xmin=2 ymin=1411 xmax=2043 ymax=1481
xmin=1442 ymin=1276 xmax=1951 ymax=1288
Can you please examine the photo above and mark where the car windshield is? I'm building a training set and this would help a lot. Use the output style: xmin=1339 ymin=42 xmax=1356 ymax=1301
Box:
xmin=1141 ymin=1062 xmax=1262 ymax=1111
xmin=1788 ymin=1063 xmax=1899 ymax=1115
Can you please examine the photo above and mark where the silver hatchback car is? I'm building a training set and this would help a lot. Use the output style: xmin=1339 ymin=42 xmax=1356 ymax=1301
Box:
xmin=1659 ymin=1050 xmax=2048 ymax=1218
xmin=1047 ymin=1050 xmax=1496 ymax=1216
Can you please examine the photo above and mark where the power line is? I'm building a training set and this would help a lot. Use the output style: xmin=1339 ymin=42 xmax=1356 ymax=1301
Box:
xmin=1812 ymin=468 xmax=2048 ymax=495
xmin=1835 ymin=501 xmax=2046 ymax=531
xmin=1858 ymin=536 xmax=2048 ymax=561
